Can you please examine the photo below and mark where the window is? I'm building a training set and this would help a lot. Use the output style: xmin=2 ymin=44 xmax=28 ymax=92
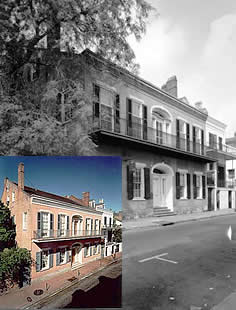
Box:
xmin=104 ymin=216 xmax=107 ymax=226
xmin=176 ymin=172 xmax=191 ymax=199
xmin=59 ymin=248 xmax=66 ymax=264
xmin=228 ymin=169 xmax=235 ymax=179
xmin=58 ymin=214 xmax=69 ymax=237
xmin=93 ymin=243 xmax=99 ymax=255
xmin=193 ymin=174 xmax=203 ymax=199
xmin=41 ymin=250 xmax=49 ymax=269
xmin=176 ymin=119 xmax=190 ymax=151
xmin=37 ymin=212 xmax=54 ymax=238
xmin=36 ymin=249 xmax=53 ymax=272
xmin=209 ymin=133 xmax=217 ymax=148
xmin=127 ymin=98 xmax=142 ymax=139
xmin=56 ymin=247 xmax=70 ymax=265
xmin=109 ymin=217 xmax=112 ymax=227
xmin=133 ymin=168 xmax=142 ymax=198
xmin=219 ymin=137 xmax=223 ymax=150
xmin=23 ymin=212 xmax=27 ymax=230
xmin=12 ymin=192 xmax=15 ymax=202
xmin=84 ymin=243 xmax=90 ymax=257
xmin=6 ymin=196 xmax=10 ymax=206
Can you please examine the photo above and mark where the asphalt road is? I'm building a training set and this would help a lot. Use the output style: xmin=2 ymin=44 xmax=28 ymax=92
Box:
xmin=123 ymin=214 xmax=236 ymax=310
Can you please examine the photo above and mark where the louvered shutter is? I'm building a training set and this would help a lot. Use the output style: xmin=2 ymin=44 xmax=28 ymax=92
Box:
xmin=144 ymin=167 xmax=151 ymax=199
xmin=176 ymin=172 xmax=180 ymax=199
xmin=176 ymin=119 xmax=180 ymax=148
xmin=84 ymin=246 xmax=88 ymax=258
xmin=56 ymin=251 xmax=60 ymax=265
xmin=193 ymin=126 xmax=196 ymax=153
xmin=186 ymin=123 xmax=190 ymax=151
xmin=49 ymin=250 xmax=53 ymax=268
xmin=114 ymin=94 xmax=120 ymax=133
xmin=67 ymin=215 xmax=69 ymax=236
xmin=126 ymin=98 xmax=132 ymax=135
xmin=90 ymin=245 xmax=92 ymax=256
xmin=202 ymin=175 xmax=206 ymax=199
xmin=50 ymin=214 xmax=54 ymax=237
xmin=37 ymin=212 xmax=41 ymax=237
xmin=187 ymin=174 xmax=191 ymax=199
xmin=127 ymin=165 xmax=134 ymax=200
xmin=57 ymin=214 xmax=60 ymax=237
xmin=36 ymin=252 xmax=42 ymax=272
xmin=201 ymin=130 xmax=204 ymax=155
xmin=142 ymin=105 xmax=147 ymax=140
xmin=193 ymin=174 xmax=197 ymax=198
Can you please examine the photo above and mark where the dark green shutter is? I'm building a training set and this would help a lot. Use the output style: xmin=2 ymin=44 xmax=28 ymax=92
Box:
xmin=127 ymin=165 xmax=134 ymax=200
xmin=176 ymin=119 xmax=180 ymax=148
xmin=56 ymin=251 xmax=60 ymax=265
xmin=186 ymin=123 xmax=190 ymax=151
xmin=67 ymin=215 xmax=69 ymax=231
xmin=58 ymin=214 xmax=60 ymax=229
xmin=36 ymin=252 xmax=42 ymax=272
xmin=193 ymin=174 xmax=197 ymax=199
xmin=142 ymin=105 xmax=147 ymax=140
xmin=84 ymin=246 xmax=88 ymax=257
xmin=176 ymin=172 xmax=180 ymax=199
xmin=187 ymin=173 xmax=191 ymax=199
xmin=37 ymin=212 xmax=41 ymax=237
xmin=193 ymin=126 xmax=196 ymax=153
xmin=126 ymin=98 xmax=132 ymax=135
xmin=144 ymin=167 xmax=150 ymax=199
xmin=202 ymin=175 xmax=206 ymax=199
xmin=201 ymin=130 xmax=204 ymax=154
xmin=49 ymin=250 xmax=53 ymax=268
xmin=50 ymin=214 xmax=54 ymax=237
xmin=90 ymin=245 xmax=92 ymax=256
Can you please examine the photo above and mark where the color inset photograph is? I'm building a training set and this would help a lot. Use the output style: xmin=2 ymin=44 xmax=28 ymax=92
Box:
xmin=0 ymin=156 xmax=122 ymax=308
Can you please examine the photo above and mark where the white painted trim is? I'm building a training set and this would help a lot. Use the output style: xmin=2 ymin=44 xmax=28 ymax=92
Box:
xmin=129 ymin=95 xmax=144 ymax=104
xmin=152 ymin=162 xmax=174 ymax=176
xmin=192 ymin=123 xmax=204 ymax=130
xmin=150 ymin=105 xmax=173 ymax=122
xmin=176 ymin=116 xmax=188 ymax=124
xmin=95 ymin=80 xmax=117 ymax=93
xmin=194 ymin=171 xmax=203 ymax=175
xmin=135 ymin=162 xmax=146 ymax=169
xmin=177 ymin=169 xmax=188 ymax=173
xmin=32 ymin=196 xmax=102 ymax=216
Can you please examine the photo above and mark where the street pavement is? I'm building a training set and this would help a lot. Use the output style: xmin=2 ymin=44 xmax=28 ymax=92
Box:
xmin=123 ymin=213 xmax=236 ymax=310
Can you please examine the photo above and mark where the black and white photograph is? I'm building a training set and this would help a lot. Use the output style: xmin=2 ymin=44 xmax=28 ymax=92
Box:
xmin=1 ymin=0 xmax=236 ymax=309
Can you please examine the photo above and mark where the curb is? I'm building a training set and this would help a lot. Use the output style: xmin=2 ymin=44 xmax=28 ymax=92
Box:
xmin=123 ymin=211 xmax=236 ymax=232
xmin=21 ymin=258 xmax=121 ymax=309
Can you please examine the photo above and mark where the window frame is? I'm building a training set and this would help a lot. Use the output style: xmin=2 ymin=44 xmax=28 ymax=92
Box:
xmin=132 ymin=163 xmax=146 ymax=200
xmin=178 ymin=170 xmax=187 ymax=199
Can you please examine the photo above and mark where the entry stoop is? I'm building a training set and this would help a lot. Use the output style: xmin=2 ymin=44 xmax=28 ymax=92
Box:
xmin=153 ymin=207 xmax=176 ymax=217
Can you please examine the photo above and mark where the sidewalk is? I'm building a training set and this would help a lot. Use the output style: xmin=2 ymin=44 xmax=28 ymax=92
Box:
xmin=123 ymin=209 xmax=236 ymax=232
xmin=0 ymin=252 xmax=122 ymax=309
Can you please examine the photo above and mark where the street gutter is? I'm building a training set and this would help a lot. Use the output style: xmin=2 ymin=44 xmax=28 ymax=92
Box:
xmin=123 ymin=211 xmax=236 ymax=233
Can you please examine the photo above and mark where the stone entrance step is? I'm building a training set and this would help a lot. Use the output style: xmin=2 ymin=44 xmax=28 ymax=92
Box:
xmin=153 ymin=207 xmax=176 ymax=217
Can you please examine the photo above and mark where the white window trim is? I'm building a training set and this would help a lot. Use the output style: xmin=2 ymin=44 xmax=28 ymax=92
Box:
xmin=58 ymin=246 xmax=67 ymax=265
xmin=41 ymin=248 xmax=50 ymax=271
xmin=12 ymin=192 xmax=15 ymax=202
xmin=40 ymin=211 xmax=51 ymax=237
xmin=23 ymin=212 xmax=27 ymax=231
xmin=179 ymin=172 xmax=187 ymax=199
xmin=195 ymin=174 xmax=203 ymax=199
xmin=84 ymin=243 xmax=90 ymax=257
xmin=129 ymin=95 xmax=144 ymax=105
xmin=133 ymin=163 xmax=146 ymax=201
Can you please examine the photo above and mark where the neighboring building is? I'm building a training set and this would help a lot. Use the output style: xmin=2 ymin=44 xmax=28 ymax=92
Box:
xmin=205 ymin=117 xmax=236 ymax=211
xmin=89 ymin=198 xmax=122 ymax=257
xmin=114 ymin=217 xmax=122 ymax=227
xmin=1 ymin=163 xmax=104 ymax=281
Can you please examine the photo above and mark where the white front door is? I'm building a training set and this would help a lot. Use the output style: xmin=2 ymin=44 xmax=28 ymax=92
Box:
xmin=153 ymin=175 xmax=168 ymax=208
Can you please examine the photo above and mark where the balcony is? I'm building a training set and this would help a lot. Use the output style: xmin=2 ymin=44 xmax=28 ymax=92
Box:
xmin=217 ymin=180 xmax=236 ymax=189
xmin=90 ymin=116 xmax=214 ymax=161
xmin=32 ymin=229 xmax=101 ymax=242
xmin=206 ymin=142 xmax=236 ymax=161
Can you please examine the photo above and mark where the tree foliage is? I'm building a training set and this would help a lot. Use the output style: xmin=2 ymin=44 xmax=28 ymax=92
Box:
xmin=0 ymin=201 xmax=16 ymax=251
xmin=0 ymin=201 xmax=31 ymax=288
xmin=0 ymin=0 xmax=154 ymax=155
xmin=113 ymin=226 xmax=122 ymax=243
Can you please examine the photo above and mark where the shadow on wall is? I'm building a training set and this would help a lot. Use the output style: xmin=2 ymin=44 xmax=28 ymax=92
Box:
xmin=65 ymin=274 xmax=122 ymax=308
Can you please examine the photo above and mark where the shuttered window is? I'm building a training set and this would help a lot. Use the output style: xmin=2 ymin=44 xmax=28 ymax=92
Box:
xmin=187 ymin=173 xmax=191 ymax=199
xmin=202 ymin=175 xmax=206 ymax=199
xmin=144 ymin=167 xmax=150 ymax=199
xmin=127 ymin=165 xmax=134 ymax=200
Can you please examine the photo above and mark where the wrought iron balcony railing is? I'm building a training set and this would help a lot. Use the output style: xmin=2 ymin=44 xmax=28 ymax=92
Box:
xmin=33 ymin=229 xmax=101 ymax=240
xmin=217 ymin=180 xmax=236 ymax=188
xmin=90 ymin=116 xmax=207 ymax=157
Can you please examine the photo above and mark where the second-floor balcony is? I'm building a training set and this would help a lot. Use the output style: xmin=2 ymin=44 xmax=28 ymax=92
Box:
xmin=90 ymin=116 xmax=213 ymax=161
xmin=217 ymin=180 xmax=236 ymax=188
xmin=206 ymin=141 xmax=236 ymax=161
xmin=32 ymin=229 xmax=101 ymax=241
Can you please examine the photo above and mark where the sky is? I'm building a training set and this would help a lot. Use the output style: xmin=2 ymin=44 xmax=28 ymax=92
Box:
xmin=130 ymin=0 xmax=236 ymax=138
xmin=0 ymin=157 xmax=122 ymax=212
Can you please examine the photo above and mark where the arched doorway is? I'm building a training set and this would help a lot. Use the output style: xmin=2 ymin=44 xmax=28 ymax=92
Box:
xmin=151 ymin=106 xmax=172 ymax=145
xmin=71 ymin=242 xmax=83 ymax=268
xmin=152 ymin=163 xmax=174 ymax=211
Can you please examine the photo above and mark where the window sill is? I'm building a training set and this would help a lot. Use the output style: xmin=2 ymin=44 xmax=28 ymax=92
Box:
xmin=132 ymin=197 xmax=146 ymax=201
xmin=41 ymin=266 xmax=50 ymax=272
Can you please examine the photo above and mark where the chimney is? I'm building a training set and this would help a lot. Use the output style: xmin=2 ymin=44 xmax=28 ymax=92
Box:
xmin=18 ymin=163 xmax=24 ymax=190
xmin=161 ymin=76 xmax=178 ymax=97
xmin=82 ymin=192 xmax=90 ymax=206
